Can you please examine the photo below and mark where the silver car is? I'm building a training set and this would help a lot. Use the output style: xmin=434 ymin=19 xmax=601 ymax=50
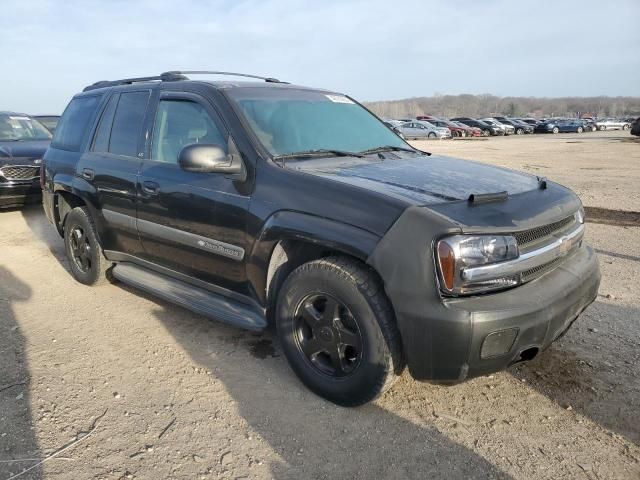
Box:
xmin=398 ymin=120 xmax=451 ymax=139
xmin=480 ymin=118 xmax=515 ymax=135
xmin=595 ymin=118 xmax=631 ymax=131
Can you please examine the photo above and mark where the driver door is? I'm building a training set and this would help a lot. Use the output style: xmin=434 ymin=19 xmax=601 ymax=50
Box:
xmin=136 ymin=91 xmax=251 ymax=293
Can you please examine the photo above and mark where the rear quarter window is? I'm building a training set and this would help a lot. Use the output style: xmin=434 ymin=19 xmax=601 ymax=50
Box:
xmin=51 ymin=95 xmax=102 ymax=151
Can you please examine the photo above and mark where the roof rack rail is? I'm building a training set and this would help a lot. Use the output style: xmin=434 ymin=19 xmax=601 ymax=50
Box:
xmin=83 ymin=70 xmax=285 ymax=92
xmin=162 ymin=71 xmax=286 ymax=83
xmin=82 ymin=72 xmax=188 ymax=92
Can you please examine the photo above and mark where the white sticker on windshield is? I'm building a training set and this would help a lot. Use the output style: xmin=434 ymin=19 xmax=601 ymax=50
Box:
xmin=325 ymin=94 xmax=354 ymax=104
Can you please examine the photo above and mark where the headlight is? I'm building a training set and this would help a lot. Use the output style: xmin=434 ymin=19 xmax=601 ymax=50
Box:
xmin=436 ymin=235 xmax=519 ymax=295
xmin=576 ymin=206 xmax=585 ymax=224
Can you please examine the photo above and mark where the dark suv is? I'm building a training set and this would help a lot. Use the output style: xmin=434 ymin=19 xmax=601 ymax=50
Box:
xmin=42 ymin=71 xmax=600 ymax=406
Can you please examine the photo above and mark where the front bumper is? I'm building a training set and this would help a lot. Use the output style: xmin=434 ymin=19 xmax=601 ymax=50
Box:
xmin=0 ymin=181 xmax=41 ymax=208
xmin=368 ymin=194 xmax=600 ymax=383
xmin=440 ymin=244 xmax=599 ymax=381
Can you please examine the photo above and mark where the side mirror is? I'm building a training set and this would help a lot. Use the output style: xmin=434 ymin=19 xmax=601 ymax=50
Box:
xmin=178 ymin=143 xmax=246 ymax=180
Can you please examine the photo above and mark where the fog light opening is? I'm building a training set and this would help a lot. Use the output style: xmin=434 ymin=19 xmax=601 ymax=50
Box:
xmin=480 ymin=328 xmax=519 ymax=359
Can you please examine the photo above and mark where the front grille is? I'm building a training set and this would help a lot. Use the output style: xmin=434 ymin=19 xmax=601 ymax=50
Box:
xmin=0 ymin=166 xmax=40 ymax=181
xmin=521 ymin=256 xmax=565 ymax=283
xmin=514 ymin=215 xmax=575 ymax=247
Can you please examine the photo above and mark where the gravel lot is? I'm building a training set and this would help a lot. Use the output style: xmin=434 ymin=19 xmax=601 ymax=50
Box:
xmin=1 ymin=130 xmax=639 ymax=479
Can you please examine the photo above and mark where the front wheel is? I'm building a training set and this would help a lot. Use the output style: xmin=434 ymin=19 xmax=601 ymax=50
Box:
xmin=623 ymin=124 xmax=630 ymax=130
xmin=599 ymin=125 xmax=606 ymax=131
xmin=552 ymin=127 xmax=559 ymax=134
xmin=516 ymin=128 xmax=524 ymax=135
xmin=276 ymin=257 xmax=403 ymax=407
xmin=483 ymin=129 xmax=491 ymax=137
xmin=577 ymin=127 xmax=583 ymax=133
xmin=428 ymin=132 xmax=436 ymax=138
xmin=64 ymin=207 xmax=112 ymax=285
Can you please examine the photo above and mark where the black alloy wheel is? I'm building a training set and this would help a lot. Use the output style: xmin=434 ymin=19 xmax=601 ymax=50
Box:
xmin=293 ymin=293 xmax=363 ymax=377
xmin=63 ymin=207 xmax=112 ymax=286
xmin=69 ymin=225 xmax=92 ymax=273
xmin=276 ymin=257 xmax=403 ymax=406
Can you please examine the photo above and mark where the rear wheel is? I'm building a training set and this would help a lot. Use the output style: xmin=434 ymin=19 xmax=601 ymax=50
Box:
xmin=428 ymin=132 xmax=436 ymax=138
xmin=577 ymin=126 xmax=584 ymax=133
xmin=64 ymin=207 xmax=112 ymax=286
xmin=623 ymin=124 xmax=629 ymax=130
xmin=276 ymin=257 xmax=403 ymax=407
xmin=552 ymin=127 xmax=559 ymax=134
xmin=482 ymin=129 xmax=491 ymax=137
xmin=599 ymin=125 xmax=606 ymax=131
xmin=516 ymin=128 xmax=524 ymax=135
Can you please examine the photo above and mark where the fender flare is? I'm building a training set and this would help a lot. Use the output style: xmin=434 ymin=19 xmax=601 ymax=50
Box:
xmin=246 ymin=210 xmax=382 ymax=305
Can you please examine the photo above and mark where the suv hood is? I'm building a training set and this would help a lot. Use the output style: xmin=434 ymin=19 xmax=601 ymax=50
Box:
xmin=295 ymin=154 xmax=541 ymax=205
xmin=0 ymin=140 xmax=50 ymax=166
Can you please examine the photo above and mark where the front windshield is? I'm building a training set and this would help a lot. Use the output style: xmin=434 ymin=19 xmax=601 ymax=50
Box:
xmin=0 ymin=115 xmax=52 ymax=141
xmin=226 ymin=88 xmax=407 ymax=157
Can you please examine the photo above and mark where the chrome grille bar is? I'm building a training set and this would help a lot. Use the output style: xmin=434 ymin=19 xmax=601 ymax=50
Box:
xmin=461 ymin=223 xmax=585 ymax=283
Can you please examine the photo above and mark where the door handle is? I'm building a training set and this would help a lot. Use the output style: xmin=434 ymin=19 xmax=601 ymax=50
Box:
xmin=142 ymin=181 xmax=160 ymax=195
xmin=82 ymin=168 xmax=94 ymax=181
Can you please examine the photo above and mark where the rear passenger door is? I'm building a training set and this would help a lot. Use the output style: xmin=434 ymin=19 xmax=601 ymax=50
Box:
xmin=77 ymin=89 xmax=151 ymax=256
xmin=136 ymin=90 xmax=251 ymax=294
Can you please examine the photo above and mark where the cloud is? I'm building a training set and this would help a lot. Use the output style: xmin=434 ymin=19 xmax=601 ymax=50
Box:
xmin=1 ymin=0 xmax=639 ymax=113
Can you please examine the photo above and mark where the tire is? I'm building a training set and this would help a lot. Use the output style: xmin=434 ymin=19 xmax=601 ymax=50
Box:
xmin=577 ymin=127 xmax=583 ymax=133
xmin=623 ymin=124 xmax=629 ymax=130
xmin=591 ymin=126 xmax=597 ymax=132
xmin=482 ymin=129 xmax=491 ymax=137
xmin=599 ymin=125 xmax=606 ymax=131
xmin=276 ymin=256 xmax=403 ymax=407
xmin=428 ymin=132 xmax=436 ymax=138
xmin=552 ymin=127 xmax=559 ymax=134
xmin=64 ymin=207 xmax=112 ymax=286
xmin=516 ymin=128 xmax=524 ymax=135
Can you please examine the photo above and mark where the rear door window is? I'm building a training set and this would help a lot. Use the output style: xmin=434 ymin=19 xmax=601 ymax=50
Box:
xmin=52 ymin=95 xmax=101 ymax=151
xmin=108 ymin=91 xmax=150 ymax=157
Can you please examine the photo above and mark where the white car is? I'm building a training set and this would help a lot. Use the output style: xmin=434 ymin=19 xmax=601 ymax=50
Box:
xmin=398 ymin=120 xmax=451 ymax=139
xmin=595 ymin=118 xmax=631 ymax=131
xmin=480 ymin=118 xmax=515 ymax=135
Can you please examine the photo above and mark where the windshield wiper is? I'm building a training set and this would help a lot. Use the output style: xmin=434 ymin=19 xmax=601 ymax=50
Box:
xmin=359 ymin=145 xmax=430 ymax=156
xmin=273 ymin=149 xmax=364 ymax=161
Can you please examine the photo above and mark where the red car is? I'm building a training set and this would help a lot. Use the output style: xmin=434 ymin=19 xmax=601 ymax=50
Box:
xmin=451 ymin=121 xmax=481 ymax=137
xmin=416 ymin=115 xmax=471 ymax=138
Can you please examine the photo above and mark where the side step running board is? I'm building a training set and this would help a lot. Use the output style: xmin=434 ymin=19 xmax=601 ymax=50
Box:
xmin=111 ymin=263 xmax=267 ymax=331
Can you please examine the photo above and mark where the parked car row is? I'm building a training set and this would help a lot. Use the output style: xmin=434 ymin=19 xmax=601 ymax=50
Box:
xmin=384 ymin=115 xmax=635 ymax=139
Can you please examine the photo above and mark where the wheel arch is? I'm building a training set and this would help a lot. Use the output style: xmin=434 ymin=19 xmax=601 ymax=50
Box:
xmin=53 ymin=189 xmax=88 ymax=237
xmin=247 ymin=211 xmax=384 ymax=320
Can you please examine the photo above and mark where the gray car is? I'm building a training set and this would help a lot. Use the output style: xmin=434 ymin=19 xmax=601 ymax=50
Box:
xmin=398 ymin=120 xmax=451 ymax=139
xmin=595 ymin=118 xmax=631 ymax=131
xmin=480 ymin=118 xmax=515 ymax=135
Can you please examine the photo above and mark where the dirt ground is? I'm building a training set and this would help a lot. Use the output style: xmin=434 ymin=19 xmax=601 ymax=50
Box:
xmin=1 ymin=130 xmax=639 ymax=480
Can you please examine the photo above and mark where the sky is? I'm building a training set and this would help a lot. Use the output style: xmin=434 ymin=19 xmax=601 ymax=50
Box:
xmin=1 ymin=0 xmax=639 ymax=114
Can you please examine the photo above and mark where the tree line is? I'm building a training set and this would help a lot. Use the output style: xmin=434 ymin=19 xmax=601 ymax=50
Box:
xmin=365 ymin=94 xmax=640 ymax=119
